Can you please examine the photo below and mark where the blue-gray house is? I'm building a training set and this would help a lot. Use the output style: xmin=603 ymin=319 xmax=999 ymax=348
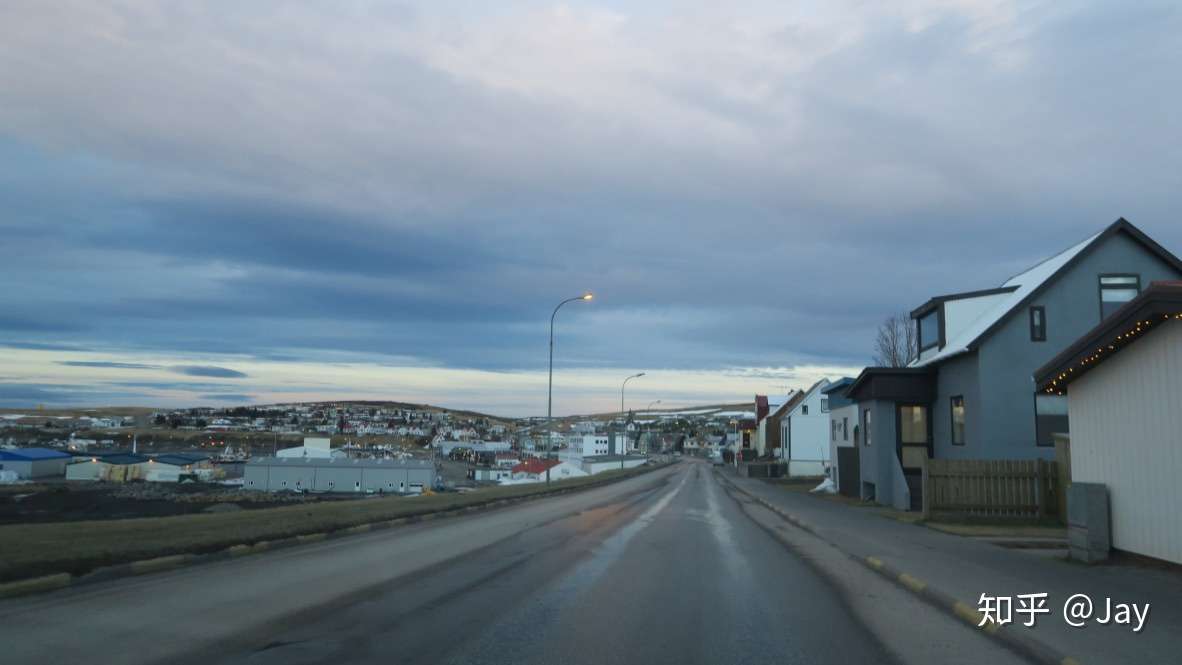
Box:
xmin=845 ymin=218 xmax=1182 ymax=510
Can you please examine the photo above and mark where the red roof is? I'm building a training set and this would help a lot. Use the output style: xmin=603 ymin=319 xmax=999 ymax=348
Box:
xmin=511 ymin=458 xmax=562 ymax=474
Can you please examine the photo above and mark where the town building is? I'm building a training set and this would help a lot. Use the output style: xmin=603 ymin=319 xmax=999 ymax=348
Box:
xmin=845 ymin=218 xmax=1182 ymax=510
xmin=1034 ymin=280 xmax=1182 ymax=564
xmin=0 ymin=447 xmax=72 ymax=479
xmin=243 ymin=456 xmax=436 ymax=493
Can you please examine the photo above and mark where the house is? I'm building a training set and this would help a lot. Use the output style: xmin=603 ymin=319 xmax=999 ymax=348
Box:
xmin=0 ymin=447 xmax=72 ymax=479
xmin=577 ymin=434 xmax=610 ymax=457
xmin=471 ymin=465 xmax=513 ymax=483
xmin=778 ymin=380 xmax=831 ymax=476
xmin=754 ymin=392 xmax=796 ymax=457
xmin=822 ymin=378 xmax=858 ymax=495
xmin=846 ymin=218 xmax=1182 ymax=510
xmin=1034 ymin=281 xmax=1182 ymax=565
xmin=508 ymin=458 xmax=587 ymax=482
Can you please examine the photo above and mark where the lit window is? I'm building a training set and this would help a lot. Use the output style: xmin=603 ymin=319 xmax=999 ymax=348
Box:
xmin=899 ymin=405 xmax=928 ymax=445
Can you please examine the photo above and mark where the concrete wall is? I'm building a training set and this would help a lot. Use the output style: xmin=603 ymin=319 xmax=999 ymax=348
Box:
xmin=977 ymin=230 xmax=1182 ymax=458
xmin=857 ymin=399 xmax=902 ymax=505
xmin=828 ymin=403 xmax=858 ymax=482
xmin=1068 ymin=320 xmax=1182 ymax=564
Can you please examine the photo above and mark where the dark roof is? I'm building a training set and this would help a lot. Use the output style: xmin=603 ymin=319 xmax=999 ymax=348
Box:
xmin=1034 ymin=281 xmax=1182 ymax=394
xmin=845 ymin=367 xmax=936 ymax=403
xmin=910 ymin=286 xmax=1020 ymax=319
xmin=98 ymin=453 xmax=151 ymax=465
xmin=0 ymin=447 xmax=72 ymax=461
xmin=912 ymin=218 xmax=1182 ymax=367
xmin=152 ymin=453 xmax=210 ymax=466
xmin=968 ymin=218 xmax=1182 ymax=352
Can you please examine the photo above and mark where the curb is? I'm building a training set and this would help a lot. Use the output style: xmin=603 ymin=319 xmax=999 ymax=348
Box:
xmin=0 ymin=463 xmax=670 ymax=601
xmin=714 ymin=470 xmax=1083 ymax=665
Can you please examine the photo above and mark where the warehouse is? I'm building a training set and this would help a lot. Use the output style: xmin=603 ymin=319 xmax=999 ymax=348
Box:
xmin=65 ymin=453 xmax=152 ymax=482
xmin=0 ymin=447 xmax=72 ymax=479
xmin=580 ymin=455 xmax=647 ymax=476
xmin=243 ymin=456 xmax=436 ymax=494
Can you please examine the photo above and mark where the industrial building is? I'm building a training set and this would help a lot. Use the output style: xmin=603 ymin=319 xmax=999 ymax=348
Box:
xmin=243 ymin=456 xmax=436 ymax=494
xmin=0 ymin=447 xmax=72 ymax=479
xmin=581 ymin=455 xmax=647 ymax=475
xmin=65 ymin=453 xmax=152 ymax=482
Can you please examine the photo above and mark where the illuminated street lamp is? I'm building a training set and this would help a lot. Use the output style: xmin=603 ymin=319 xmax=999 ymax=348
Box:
xmin=546 ymin=292 xmax=594 ymax=484
xmin=620 ymin=372 xmax=645 ymax=469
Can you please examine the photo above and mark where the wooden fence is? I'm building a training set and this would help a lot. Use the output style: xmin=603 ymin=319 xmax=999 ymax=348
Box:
xmin=922 ymin=458 xmax=1059 ymax=520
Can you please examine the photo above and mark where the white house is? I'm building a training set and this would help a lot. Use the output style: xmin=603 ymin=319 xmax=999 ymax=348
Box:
xmin=578 ymin=434 xmax=610 ymax=457
xmin=1034 ymin=281 xmax=1182 ymax=565
xmin=507 ymin=458 xmax=588 ymax=483
xmin=779 ymin=379 xmax=831 ymax=477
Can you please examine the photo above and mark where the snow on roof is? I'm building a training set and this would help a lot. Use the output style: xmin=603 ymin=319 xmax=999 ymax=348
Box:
xmin=912 ymin=229 xmax=1102 ymax=367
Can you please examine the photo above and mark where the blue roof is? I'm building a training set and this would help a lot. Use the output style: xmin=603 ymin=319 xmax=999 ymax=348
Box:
xmin=0 ymin=447 xmax=72 ymax=461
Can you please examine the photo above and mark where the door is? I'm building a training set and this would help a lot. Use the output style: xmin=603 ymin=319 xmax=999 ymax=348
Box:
xmin=837 ymin=447 xmax=860 ymax=497
xmin=897 ymin=404 xmax=931 ymax=511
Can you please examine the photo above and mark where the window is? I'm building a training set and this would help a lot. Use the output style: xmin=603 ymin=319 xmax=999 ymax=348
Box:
xmin=1029 ymin=306 xmax=1046 ymax=342
xmin=863 ymin=409 xmax=872 ymax=446
xmin=842 ymin=417 xmax=848 ymax=441
xmin=831 ymin=421 xmax=837 ymax=441
xmin=899 ymin=405 xmax=928 ymax=445
xmin=918 ymin=311 xmax=940 ymax=351
xmin=802 ymin=404 xmax=809 ymax=416
xmin=950 ymin=396 xmax=965 ymax=445
xmin=1099 ymin=274 xmax=1140 ymax=319
xmin=820 ymin=398 xmax=830 ymax=413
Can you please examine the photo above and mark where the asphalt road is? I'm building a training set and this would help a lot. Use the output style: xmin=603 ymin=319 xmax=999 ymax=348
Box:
xmin=1 ymin=462 xmax=900 ymax=665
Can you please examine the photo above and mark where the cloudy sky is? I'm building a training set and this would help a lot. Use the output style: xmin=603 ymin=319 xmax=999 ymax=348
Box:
xmin=1 ymin=1 xmax=1180 ymax=416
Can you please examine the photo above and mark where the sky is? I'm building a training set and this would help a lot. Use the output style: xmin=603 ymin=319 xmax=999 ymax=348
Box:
xmin=1 ymin=1 xmax=1181 ymax=416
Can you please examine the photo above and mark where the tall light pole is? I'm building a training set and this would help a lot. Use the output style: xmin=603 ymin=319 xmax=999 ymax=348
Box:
xmin=645 ymin=399 xmax=661 ymax=454
xmin=547 ymin=292 xmax=594 ymax=484
xmin=619 ymin=372 xmax=645 ymax=469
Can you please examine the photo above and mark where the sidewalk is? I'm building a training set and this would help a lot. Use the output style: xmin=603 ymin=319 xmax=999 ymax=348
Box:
xmin=719 ymin=467 xmax=1181 ymax=665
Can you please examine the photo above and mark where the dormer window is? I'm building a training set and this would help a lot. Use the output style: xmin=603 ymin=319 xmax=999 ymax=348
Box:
xmin=917 ymin=310 xmax=941 ymax=352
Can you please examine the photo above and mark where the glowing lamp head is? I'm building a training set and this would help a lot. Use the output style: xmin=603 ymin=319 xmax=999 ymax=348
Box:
xmin=582 ymin=293 xmax=594 ymax=300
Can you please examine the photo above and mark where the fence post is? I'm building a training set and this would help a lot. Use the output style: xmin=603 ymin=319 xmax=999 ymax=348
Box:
xmin=1036 ymin=459 xmax=1046 ymax=520
xmin=921 ymin=456 xmax=930 ymax=520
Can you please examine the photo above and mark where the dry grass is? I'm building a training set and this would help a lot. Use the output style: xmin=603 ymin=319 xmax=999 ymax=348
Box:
xmin=0 ymin=466 xmax=659 ymax=583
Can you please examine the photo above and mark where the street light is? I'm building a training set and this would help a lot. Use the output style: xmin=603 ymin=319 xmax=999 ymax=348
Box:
xmin=620 ymin=372 xmax=645 ymax=469
xmin=546 ymin=292 xmax=594 ymax=484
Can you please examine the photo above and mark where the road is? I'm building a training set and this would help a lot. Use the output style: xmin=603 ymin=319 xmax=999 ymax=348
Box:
xmin=0 ymin=462 xmax=1024 ymax=665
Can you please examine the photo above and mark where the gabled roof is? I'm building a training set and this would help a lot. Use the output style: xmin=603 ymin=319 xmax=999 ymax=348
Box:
xmin=0 ymin=447 xmax=72 ymax=461
xmin=784 ymin=379 xmax=829 ymax=416
xmin=1034 ymin=281 xmax=1182 ymax=394
xmin=511 ymin=458 xmax=562 ymax=474
xmin=912 ymin=218 xmax=1182 ymax=367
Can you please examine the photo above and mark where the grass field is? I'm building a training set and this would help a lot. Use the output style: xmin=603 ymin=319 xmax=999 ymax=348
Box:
xmin=0 ymin=465 xmax=662 ymax=583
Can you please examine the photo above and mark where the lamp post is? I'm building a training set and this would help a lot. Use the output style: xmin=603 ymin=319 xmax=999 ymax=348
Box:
xmin=644 ymin=399 xmax=661 ymax=454
xmin=547 ymin=292 xmax=594 ymax=484
xmin=620 ymin=372 xmax=645 ymax=469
